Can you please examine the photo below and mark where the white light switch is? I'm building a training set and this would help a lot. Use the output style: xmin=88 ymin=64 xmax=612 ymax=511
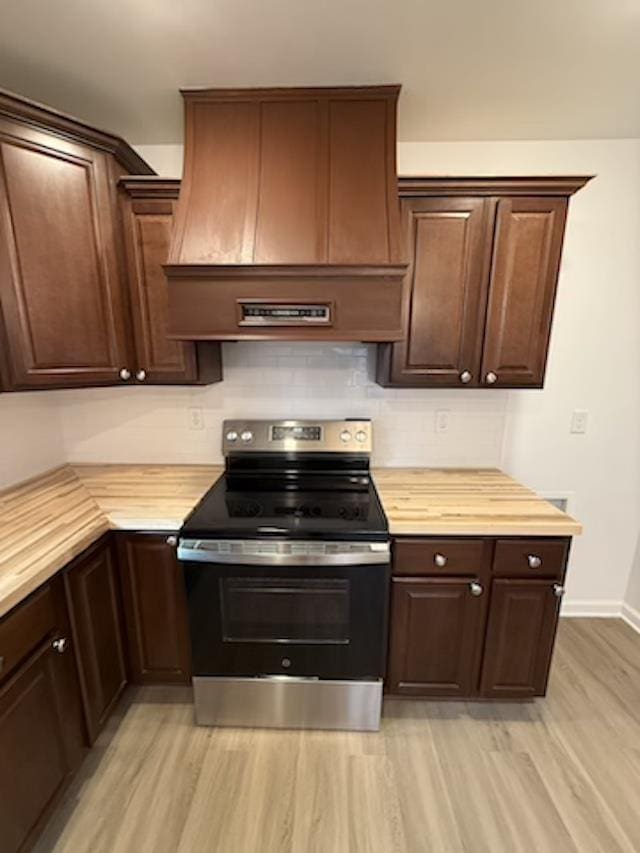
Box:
xmin=189 ymin=407 xmax=205 ymax=430
xmin=435 ymin=410 xmax=450 ymax=433
xmin=570 ymin=410 xmax=588 ymax=434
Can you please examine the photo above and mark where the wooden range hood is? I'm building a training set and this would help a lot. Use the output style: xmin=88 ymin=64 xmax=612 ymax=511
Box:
xmin=165 ymin=85 xmax=407 ymax=342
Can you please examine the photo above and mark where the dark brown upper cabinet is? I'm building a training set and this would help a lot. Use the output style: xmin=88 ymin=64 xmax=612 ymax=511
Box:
xmin=377 ymin=176 xmax=591 ymax=388
xmin=0 ymin=89 xmax=153 ymax=391
xmin=118 ymin=178 xmax=222 ymax=384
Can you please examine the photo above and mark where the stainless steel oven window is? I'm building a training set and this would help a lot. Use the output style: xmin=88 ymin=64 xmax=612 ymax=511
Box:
xmin=219 ymin=576 xmax=351 ymax=644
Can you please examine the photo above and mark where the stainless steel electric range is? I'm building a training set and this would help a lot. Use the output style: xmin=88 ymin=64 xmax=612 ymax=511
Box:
xmin=178 ymin=419 xmax=390 ymax=732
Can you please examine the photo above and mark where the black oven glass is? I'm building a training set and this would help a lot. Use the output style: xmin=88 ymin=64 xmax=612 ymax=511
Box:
xmin=221 ymin=577 xmax=349 ymax=644
xmin=185 ymin=562 xmax=388 ymax=680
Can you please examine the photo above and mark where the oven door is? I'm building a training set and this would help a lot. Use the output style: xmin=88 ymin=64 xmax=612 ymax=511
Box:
xmin=183 ymin=557 xmax=389 ymax=680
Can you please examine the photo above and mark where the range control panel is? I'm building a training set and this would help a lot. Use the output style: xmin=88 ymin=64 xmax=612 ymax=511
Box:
xmin=222 ymin=419 xmax=372 ymax=455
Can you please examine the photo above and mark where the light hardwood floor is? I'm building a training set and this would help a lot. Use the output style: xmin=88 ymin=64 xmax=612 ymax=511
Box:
xmin=35 ymin=618 xmax=640 ymax=853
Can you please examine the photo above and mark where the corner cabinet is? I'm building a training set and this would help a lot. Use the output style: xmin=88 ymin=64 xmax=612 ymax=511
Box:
xmin=0 ymin=90 xmax=152 ymax=391
xmin=64 ymin=536 xmax=128 ymax=744
xmin=118 ymin=178 xmax=221 ymax=384
xmin=387 ymin=536 xmax=570 ymax=699
xmin=0 ymin=90 xmax=222 ymax=392
xmin=377 ymin=177 xmax=591 ymax=389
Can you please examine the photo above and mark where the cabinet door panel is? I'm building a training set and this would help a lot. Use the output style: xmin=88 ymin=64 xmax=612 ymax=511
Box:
xmin=481 ymin=197 xmax=568 ymax=387
xmin=0 ymin=121 xmax=131 ymax=388
xmin=480 ymin=579 xmax=561 ymax=698
xmin=387 ymin=577 xmax=488 ymax=696
xmin=118 ymin=534 xmax=191 ymax=683
xmin=120 ymin=188 xmax=222 ymax=384
xmin=0 ymin=643 xmax=69 ymax=853
xmin=65 ymin=539 xmax=127 ymax=743
xmin=377 ymin=197 xmax=493 ymax=386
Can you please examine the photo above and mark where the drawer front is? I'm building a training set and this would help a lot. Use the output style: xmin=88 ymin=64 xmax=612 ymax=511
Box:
xmin=0 ymin=584 xmax=57 ymax=683
xmin=493 ymin=539 xmax=569 ymax=579
xmin=393 ymin=538 xmax=489 ymax=576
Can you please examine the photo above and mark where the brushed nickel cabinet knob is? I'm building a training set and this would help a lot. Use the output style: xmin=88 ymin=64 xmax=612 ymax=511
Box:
xmin=459 ymin=370 xmax=472 ymax=384
xmin=136 ymin=369 xmax=147 ymax=382
xmin=52 ymin=637 xmax=68 ymax=654
xmin=553 ymin=584 xmax=565 ymax=598
xmin=434 ymin=553 xmax=448 ymax=567
xmin=485 ymin=371 xmax=498 ymax=385
xmin=119 ymin=368 xmax=131 ymax=381
xmin=166 ymin=536 xmax=178 ymax=547
xmin=469 ymin=581 xmax=483 ymax=597
xmin=528 ymin=554 xmax=542 ymax=569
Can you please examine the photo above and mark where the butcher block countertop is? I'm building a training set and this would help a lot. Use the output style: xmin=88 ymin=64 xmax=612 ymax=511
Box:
xmin=0 ymin=463 xmax=580 ymax=619
xmin=374 ymin=468 xmax=582 ymax=537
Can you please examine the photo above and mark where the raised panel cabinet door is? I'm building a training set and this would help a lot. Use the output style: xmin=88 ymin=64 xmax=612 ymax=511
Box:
xmin=64 ymin=539 xmax=127 ymax=743
xmin=117 ymin=534 xmax=191 ymax=684
xmin=0 ymin=641 xmax=71 ymax=853
xmin=377 ymin=197 xmax=493 ymax=387
xmin=481 ymin=196 xmax=569 ymax=387
xmin=387 ymin=577 xmax=488 ymax=697
xmin=0 ymin=120 xmax=132 ymax=389
xmin=480 ymin=579 xmax=562 ymax=698
xmin=119 ymin=183 xmax=222 ymax=384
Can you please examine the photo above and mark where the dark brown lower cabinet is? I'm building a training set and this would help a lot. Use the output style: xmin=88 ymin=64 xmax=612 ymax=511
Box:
xmin=387 ymin=577 xmax=488 ymax=697
xmin=0 ymin=578 xmax=85 ymax=853
xmin=64 ymin=537 xmax=128 ymax=743
xmin=480 ymin=579 xmax=562 ymax=698
xmin=117 ymin=533 xmax=191 ymax=684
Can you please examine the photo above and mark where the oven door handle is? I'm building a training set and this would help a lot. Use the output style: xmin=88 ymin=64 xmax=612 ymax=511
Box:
xmin=177 ymin=539 xmax=390 ymax=566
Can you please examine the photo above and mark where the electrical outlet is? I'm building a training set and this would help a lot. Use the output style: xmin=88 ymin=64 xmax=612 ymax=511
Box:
xmin=189 ymin=407 xmax=204 ymax=430
xmin=570 ymin=410 xmax=588 ymax=434
xmin=435 ymin=409 xmax=450 ymax=434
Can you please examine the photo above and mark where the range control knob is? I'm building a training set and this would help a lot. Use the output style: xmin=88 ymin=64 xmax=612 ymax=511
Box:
xmin=355 ymin=430 xmax=368 ymax=443
xmin=340 ymin=430 xmax=352 ymax=443
xmin=226 ymin=430 xmax=239 ymax=443
xmin=240 ymin=430 xmax=253 ymax=443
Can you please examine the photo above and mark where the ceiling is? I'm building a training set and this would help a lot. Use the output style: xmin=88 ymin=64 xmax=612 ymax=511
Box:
xmin=1 ymin=0 xmax=639 ymax=145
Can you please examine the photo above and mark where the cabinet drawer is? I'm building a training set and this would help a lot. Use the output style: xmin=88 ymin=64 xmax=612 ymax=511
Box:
xmin=493 ymin=539 xmax=569 ymax=579
xmin=0 ymin=584 xmax=57 ymax=683
xmin=393 ymin=538 xmax=489 ymax=576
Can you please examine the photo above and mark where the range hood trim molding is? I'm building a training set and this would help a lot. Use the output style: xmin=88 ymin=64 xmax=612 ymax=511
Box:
xmin=164 ymin=263 xmax=407 ymax=279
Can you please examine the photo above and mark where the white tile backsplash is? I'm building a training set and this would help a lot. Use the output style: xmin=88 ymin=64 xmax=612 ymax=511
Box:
xmin=56 ymin=342 xmax=508 ymax=467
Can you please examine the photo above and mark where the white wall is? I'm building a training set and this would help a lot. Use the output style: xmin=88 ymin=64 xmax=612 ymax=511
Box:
xmin=0 ymin=392 xmax=65 ymax=488
xmin=4 ymin=139 xmax=640 ymax=618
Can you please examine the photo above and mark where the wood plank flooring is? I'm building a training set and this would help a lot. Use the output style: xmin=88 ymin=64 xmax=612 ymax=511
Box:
xmin=35 ymin=618 xmax=640 ymax=853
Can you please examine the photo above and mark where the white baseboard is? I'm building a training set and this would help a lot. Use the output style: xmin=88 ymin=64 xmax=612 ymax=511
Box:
xmin=560 ymin=600 xmax=623 ymax=618
xmin=621 ymin=603 xmax=640 ymax=634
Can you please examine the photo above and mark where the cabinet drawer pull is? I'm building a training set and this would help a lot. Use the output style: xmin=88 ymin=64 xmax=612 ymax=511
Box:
xmin=459 ymin=370 xmax=472 ymax=384
xmin=119 ymin=367 xmax=131 ymax=381
xmin=52 ymin=637 xmax=68 ymax=654
xmin=528 ymin=554 xmax=542 ymax=569
xmin=552 ymin=584 xmax=565 ymax=598
xmin=135 ymin=369 xmax=147 ymax=382
xmin=166 ymin=535 xmax=178 ymax=547
xmin=469 ymin=581 xmax=483 ymax=597
xmin=434 ymin=553 xmax=448 ymax=568
xmin=485 ymin=371 xmax=498 ymax=385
